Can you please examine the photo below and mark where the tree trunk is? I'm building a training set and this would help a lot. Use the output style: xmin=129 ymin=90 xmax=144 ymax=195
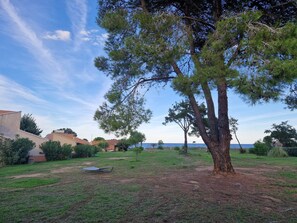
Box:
xmin=208 ymin=143 xmax=235 ymax=174
xmin=183 ymin=130 xmax=188 ymax=154
xmin=234 ymin=133 xmax=243 ymax=152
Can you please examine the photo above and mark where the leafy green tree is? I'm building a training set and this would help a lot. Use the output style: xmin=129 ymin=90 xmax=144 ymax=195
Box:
xmin=95 ymin=0 xmax=297 ymax=174
xmin=229 ymin=117 xmax=244 ymax=153
xmin=128 ymin=131 xmax=146 ymax=147
xmin=20 ymin=114 xmax=43 ymax=136
xmin=163 ymin=100 xmax=193 ymax=154
xmin=132 ymin=147 xmax=143 ymax=161
xmin=264 ymin=121 xmax=297 ymax=147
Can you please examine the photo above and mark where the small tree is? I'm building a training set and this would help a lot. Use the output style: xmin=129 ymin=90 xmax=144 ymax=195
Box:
xmin=163 ymin=100 xmax=193 ymax=154
xmin=229 ymin=117 xmax=244 ymax=153
xmin=20 ymin=114 xmax=42 ymax=136
xmin=133 ymin=147 xmax=143 ymax=161
xmin=157 ymin=140 xmax=164 ymax=150
xmin=128 ymin=131 xmax=146 ymax=147
xmin=264 ymin=121 xmax=297 ymax=147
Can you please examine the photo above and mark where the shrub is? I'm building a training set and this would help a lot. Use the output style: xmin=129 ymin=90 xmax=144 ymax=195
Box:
xmin=267 ymin=147 xmax=288 ymax=157
xmin=41 ymin=141 xmax=72 ymax=161
xmin=0 ymin=137 xmax=14 ymax=166
xmin=283 ymin=147 xmax=297 ymax=157
xmin=116 ymin=139 xmax=130 ymax=151
xmin=98 ymin=141 xmax=109 ymax=152
xmin=12 ymin=138 xmax=35 ymax=164
xmin=60 ymin=144 xmax=73 ymax=160
xmin=0 ymin=137 xmax=34 ymax=165
xmin=174 ymin=146 xmax=180 ymax=151
xmin=73 ymin=144 xmax=97 ymax=158
xmin=250 ymin=140 xmax=270 ymax=156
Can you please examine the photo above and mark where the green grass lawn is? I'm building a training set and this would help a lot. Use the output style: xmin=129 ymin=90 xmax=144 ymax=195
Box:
xmin=0 ymin=150 xmax=296 ymax=223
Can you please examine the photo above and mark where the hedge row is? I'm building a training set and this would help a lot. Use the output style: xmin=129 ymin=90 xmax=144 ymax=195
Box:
xmin=40 ymin=141 xmax=99 ymax=161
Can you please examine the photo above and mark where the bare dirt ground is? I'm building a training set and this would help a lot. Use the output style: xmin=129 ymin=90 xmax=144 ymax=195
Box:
xmin=117 ymin=165 xmax=296 ymax=220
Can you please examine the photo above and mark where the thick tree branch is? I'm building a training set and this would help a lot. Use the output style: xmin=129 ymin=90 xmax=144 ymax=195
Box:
xmin=184 ymin=16 xmax=219 ymax=142
xmin=171 ymin=62 xmax=211 ymax=146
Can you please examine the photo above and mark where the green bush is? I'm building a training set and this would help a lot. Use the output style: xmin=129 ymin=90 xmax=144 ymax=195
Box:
xmin=250 ymin=140 xmax=270 ymax=156
xmin=174 ymin=146 xmax=180 ymax=151
xmin=116 ymin=139 xmax=130 ymax=151
xmin=73 ymin=144 xmax=97 ymax=158
xmin=267 ymin=147 xmax=288 ymax=157
xmin=0 ymin=137 xmax=35 ymax=165
xmin=283 ymin=147 xmax=297 ymax=157
xmin=60 ymin=144 xmax=73 ymax=159
xmin=41 ymin=141 xmax=72 ymax=161
xmin=98 ymin=141 xmax=109 ymax=152
xmin=12 ymin=138 xmax=35 ymax=164
xmin=0 ymin=137 xmax=15 ymax=166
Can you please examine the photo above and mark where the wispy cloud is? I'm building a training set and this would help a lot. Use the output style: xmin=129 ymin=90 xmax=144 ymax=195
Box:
xmin=80 ymin=29 xmax=108 ymax=46
xmin=43 ymin=30 xmax=71 ymax=41
xmin=0 ymin=0 xmax=70 ymax=86
xmin=66 ymin=0 xmax=87 ymax=49
xmin=0 ymin=74 xmax=46 ymax=104
xmin=239 ymin=111 xmax=295 ymax=123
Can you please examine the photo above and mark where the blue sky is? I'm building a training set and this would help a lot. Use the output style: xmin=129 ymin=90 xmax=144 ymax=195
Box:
xmin=0 ymin=0 xmax=296 ymax=144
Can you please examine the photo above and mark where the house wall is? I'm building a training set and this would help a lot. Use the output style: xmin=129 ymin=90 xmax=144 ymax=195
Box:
xmin=18 ymin=130 xmax=48 ymax=155
xmin=0 ymin=111 xmax=21 ymax=139
xmin=46 ymin=133 xmax=77 ymax=146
